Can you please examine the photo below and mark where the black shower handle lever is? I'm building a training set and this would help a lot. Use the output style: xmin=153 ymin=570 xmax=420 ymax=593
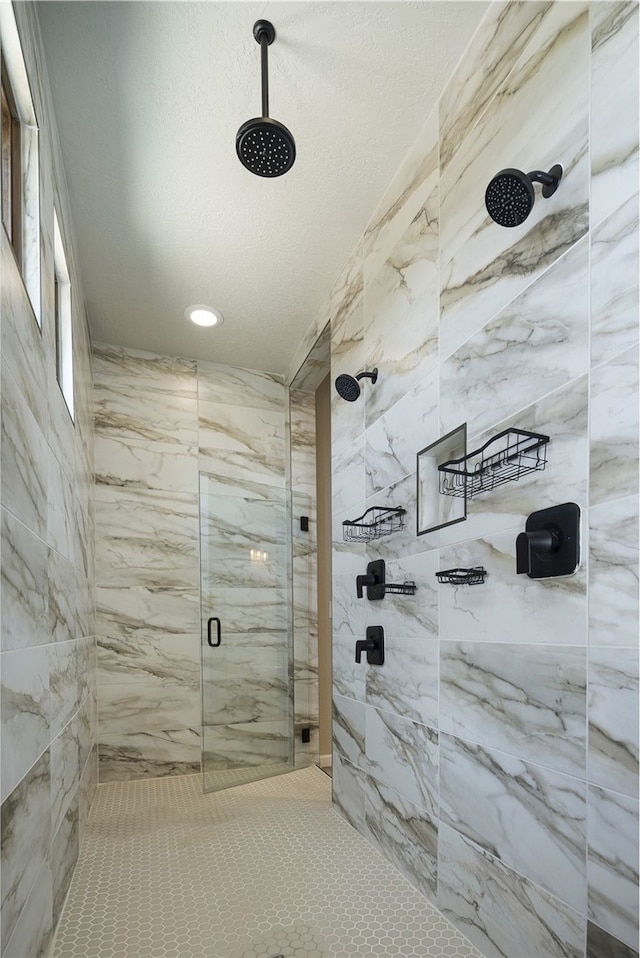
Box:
xmin=207 ymin=616 xmax=222 ymax=648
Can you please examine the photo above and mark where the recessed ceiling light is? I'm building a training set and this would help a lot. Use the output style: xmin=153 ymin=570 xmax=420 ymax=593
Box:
xmin=185 ymin=305 xmax=224 ymax=327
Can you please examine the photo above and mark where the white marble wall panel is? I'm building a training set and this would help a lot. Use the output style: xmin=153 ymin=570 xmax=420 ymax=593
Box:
xmin=96 ymin=586 xmax=200 ymax=640
xmin=51 ymin=800 xmax=78 ymax=928
xmin=365 ymin=774 xmax=438 ymax=899
xmin=1 ymin=362 xmax=48 ymax=538
xmin=197 ymin=361 xmax=284 ymax=411
xmin=589 ymin=346 xmax=639 ymax=506
xmin=366 ymin=634 xmax=438 ymax=731
xmin=332 ymin=434 xmax=365 ymax=515
xmin=441 ymin=237 xmax=590 ymax=438
xmin=365 ymin=706 xmax=438 ymax=817
xmin=97 ymin=633 xmax=199 ymax=689
xmin=587 ymin=922 xmax=640 ymax=958
xmin=48 ymin=549 xmax=81 ymax=645
xmin=1 ymin=507 xmax=48 ymax=651
xmin=199 ymin=494 xmax=286 ymax=564
xmin=98 ymin=681 xmax=200 ymax=735
xmin=3 ymin=859 xmax=52 ymax=958
xmin=439 ymin=2 xmax=548 ymax=174
xmin=368 ymin=551 xmax=438 ymax=638
xmin=95 ymin=487 xmax=198 ymax=589
xmin=440 ymin=641 xmax=587 ymax=778
xmin=203 ymin=671 xmax=288 ymax=727
xmin=92 ymin=345 xmax=197 ymax=398
xmin=590 ymin=2 xmax=639 ymax=228
xmin=365 ymin=376 xmax=438 ymax=496
xmin=588 ymin=646 xmax=639 ymax=799
xmin=590 ymin=194 xmax=639 ymax=368
xmin=589 ymin=496 xmax=639 ymax=648
xmin=50 ymin=714 xmax=82 ymax=839
xmin=332 ymin=547 xmax=365 ymax=638
xmin=49 ymin=639 xmax=83 ymax=739
xmin=202 ymin=720 xmax=288 ymax=769
xmin=332 ymin=632 xmax=364 ymax=704
xmin=98 ymin=728 xmax=201 ymax=783
xmin=1 ymin=645 xmax=50 ymax=802
xmin=332 ymin=752 xmax=365 ymax=834
xmin=94 ymin=376 xmax=197 ymax=447
xmin=198 ymin=400 xmax=285 ymax=490
xmin=204 ymin=588 xmax=287 ymax=635
xmin=439 ymin=528 xmax=587 ymax=646
xmin=94 ymin=434 xmax=198 ymax=493
xmin=440 ymin=733 xmax=587 ymax=912
xmin=333 ymin=693 xmax=365 ymax=769
xmin=0 ymin=752 xmax=51 ymax=953
xmin=440 ymin=3 xmax=590 ymax=357
xmin=588 ymin=784 xmax=639 ymax=950
xmin=438 ymin=823 xmax=585 ymax=958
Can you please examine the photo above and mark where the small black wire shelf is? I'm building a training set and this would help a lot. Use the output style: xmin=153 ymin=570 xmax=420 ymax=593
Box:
xmin=436 ymin=567 xmax=487 ymax=586
xmin=385 ymin=580 xmax=417 ymax=596
xmin=438 ymin=428 xmax=549 ymax=499
xmin=342 ymin=507 xmax=406 ymax=542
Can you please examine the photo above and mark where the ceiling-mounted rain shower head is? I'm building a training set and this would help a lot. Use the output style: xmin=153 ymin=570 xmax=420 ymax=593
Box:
xmin=485 ymin=165 xmax=563 ymax=227
xmin=335 ymin=369 xmax=378 ymax=402
xmin=236 ymin=20 xmax=296 ymax=178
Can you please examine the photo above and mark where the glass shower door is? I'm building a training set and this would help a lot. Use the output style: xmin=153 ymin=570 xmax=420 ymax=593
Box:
xmin=200 ymin=473 xmax=294 ymax=792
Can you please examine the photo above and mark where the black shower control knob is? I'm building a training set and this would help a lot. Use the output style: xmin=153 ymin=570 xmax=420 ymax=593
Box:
xmin=516 ymin=503 xmax=579 ymax=579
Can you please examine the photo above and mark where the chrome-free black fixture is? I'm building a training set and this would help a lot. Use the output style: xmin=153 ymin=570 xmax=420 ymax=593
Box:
xmin=334 ymin=368 xmax=378 ymax=402
xmin=355 ymin=626 xmax=385 ymax=665
xmin=485 ymin=165 xmax=563 ymax=227
xmin=356 ymin=559 xmax=416 ymax=600
xmin=516 ymin=502 xmax=580 ymax=578
xmin=236 ymin=20 xmax=296 ymax=177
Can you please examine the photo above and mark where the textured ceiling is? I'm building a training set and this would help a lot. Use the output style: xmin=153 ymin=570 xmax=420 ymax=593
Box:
xmin=36 ymin=1 xmax=487 ymax=373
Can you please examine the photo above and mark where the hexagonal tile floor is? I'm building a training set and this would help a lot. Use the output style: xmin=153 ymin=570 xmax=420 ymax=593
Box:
xmin=52 ymin=766 xmax=482 ymax=958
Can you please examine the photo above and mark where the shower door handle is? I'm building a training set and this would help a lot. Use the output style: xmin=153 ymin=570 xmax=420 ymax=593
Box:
xmin=207 ymin=617 xmax=221 ymax=648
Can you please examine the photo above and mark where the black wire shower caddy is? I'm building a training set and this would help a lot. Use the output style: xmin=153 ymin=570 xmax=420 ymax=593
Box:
xmin=438 ymin=428 xmax=549 ymax=499
xmin=342 ymin=507 xmax=406 ymax=542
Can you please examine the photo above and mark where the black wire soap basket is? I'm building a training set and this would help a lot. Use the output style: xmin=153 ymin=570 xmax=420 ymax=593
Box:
xmin=438 ymin=428 xmax=549 ymax=500
xmin=436 ymin=567 xmax=487 ymax=586
xmin=342 ymin=507 xmax=406 ymax=542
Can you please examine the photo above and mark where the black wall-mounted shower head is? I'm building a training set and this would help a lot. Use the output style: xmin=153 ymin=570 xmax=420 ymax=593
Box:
xmin=335 ymin=369 xmax=378 ymax=402
xmin=485 ymin=165 xmax=563 ymax=227
xmin=236 ymin=20 xmax=296 ymax=178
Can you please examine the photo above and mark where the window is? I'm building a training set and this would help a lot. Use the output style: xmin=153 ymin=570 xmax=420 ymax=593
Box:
xmin=54 ymin=210 xmax=74 ymax=420
xmin=0 ymin=2 xmax=41 ymax=324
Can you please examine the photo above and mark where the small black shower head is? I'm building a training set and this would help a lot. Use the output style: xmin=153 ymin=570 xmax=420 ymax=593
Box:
xmin=334 ymin=369 xmax=378 ymax=402
xmin=485 ymin=165 xmax=563 ymax=227
xmin=236 ymin=20 xmax=296 ymax=178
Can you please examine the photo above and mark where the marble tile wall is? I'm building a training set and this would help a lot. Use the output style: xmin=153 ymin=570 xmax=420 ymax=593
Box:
xmin=94 ymin=349 xmax=290 ymax=783
xmin=0 ymin=4 xmax=97 ymax=957
xmin=318 ymin=3 xmax=640 ymax=957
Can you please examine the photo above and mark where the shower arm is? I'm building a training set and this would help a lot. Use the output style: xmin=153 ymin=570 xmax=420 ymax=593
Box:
xmin=260 ymin=33 xmax=269 ymax=118
xmin=527 ymin=170 xmax=558 ymax=187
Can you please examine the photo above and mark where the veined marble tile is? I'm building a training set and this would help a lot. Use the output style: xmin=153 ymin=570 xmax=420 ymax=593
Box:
xmin=333 ymin=633 xmax=365 ymax=704
xmin=328 ymin=243 xmax=365 ymax=366
xmin=47 ymin=548 xmax=78 ymax=644
xmin=203 ymin=589 xmax=287 ymax=635
xmin=50 ymin=714 xmax=82 ymax=838
xmin=198 ymin=399 xmax=285 ymax=490
xmin=198 ymin=471 xmax=287 ymax=502
xmin=1 ymin=645 xmax=50 ymax=801
xmin=1 ymin=507 xmax=48 ymax=651
xmin=332 ymin=434 xmax=365 ymax=515
xmin=589 ymin=496 xmax=639 ymax=647
xmin=366 ymin=635 xmax=438 ymax=731
xmin=437 ymin=375 xmax=589 ymax=548
xmin=439 ymin=528 xmax=587 ymax=646
xmin=588 ymin=784 xmax=639 ymax=950
xmin=441 ymin=237 xmax=590 ymax=436
xmin=438 ymin=823 xmax=584 ymax=958
xmin=440 ymin=733 xmax=587 ymax=912
xmin=440 ymin=641 xmax=587 ymax=778
xmin=331 ymin=374 xmax=365 ymax=451
xmin=368 ymin=551 xmax=439 ymax=639
xmin=47 ymin=364 xmax=76 ymax=484
xmin=199 ymin=493 xmax=287 ymax=561
xmin=94 ymin=379 xmax=198 ymax=446
xmin=97 ymin=632 xmax=199 ymax=688
xmin=92 ymin=344 xmax=197 ymax=397
xmin=590 ymin=1 xmax=639 ymax=228
xmin=365 ymin=706 xmax=438 ymax=816
xmin=1 ymin=235 xmax=47 ymax=432
xmin=440 ymin=3 xmax=589 ymax=356
xmin=332 ymin=548 xmax=365 ymax=637
xmin=47 ymin=450 xmax=76 ymax=561
xmin=365 ymin=375 xmax=439 ymax=497
xmin=49 ymin=639 xmax=84 ymax=740
xmin=1 ymin=361 xmax=48 ymax=538
xmin=52 ymin=799 xmax=78 ymax=928
xmin=365 ymin=774 xmax=437 ymax=900
xmin=332 ymin=751 xmax=365 ymax=834
xmin=203 ymin=670 xmax=288 ymax=727
xmin=95 ymin=486 xmax=198 ymax=589
xmin=98 ymin=680 xmax=200 ymax=734
xmin=591 ymin=193 xmax=639 ymax=368
xmin=197 ymin=360 xmax=284 ymax=409
xmin=96 ymin=586 xmax=200 ymax=640
xmin=333 ymin=693 xmax=366 ymax=769
xmin=364 ymin=186 xmax=439 ymax=427
xmin=439 ymin=1 xmax=548 ymax=174
xmin=0 ymin=750 xmax=51 ymax=952
xmin=4 ymin=857 xmax=53 ymax=958
xmin=98 ymin=728 xmax=201 ymax=782
xmin=94 ymin=434 xmax=198 ymax=493
xmin=590 ymin=347 xmax=639 ymax=506
xmin=202 ymin=719 xmax=288 ymax=770
xmin=589 ymin=646 xmax=639 ymax=798
xmin=588 ymin=922 xmax=640 ymax=958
